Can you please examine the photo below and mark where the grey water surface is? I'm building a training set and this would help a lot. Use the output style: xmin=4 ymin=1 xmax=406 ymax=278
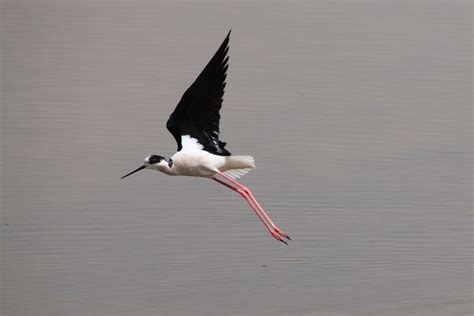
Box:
xmin=1 ymin=1 xmax=472 ymax=315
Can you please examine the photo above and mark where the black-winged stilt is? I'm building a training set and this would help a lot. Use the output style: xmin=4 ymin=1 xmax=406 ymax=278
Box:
xmin=121 ymin=31 xmax=290 ymax=244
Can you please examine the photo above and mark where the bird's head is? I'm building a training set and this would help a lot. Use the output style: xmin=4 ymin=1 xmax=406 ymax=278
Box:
xmin=120 ymin=154 xmax=167 ymax=179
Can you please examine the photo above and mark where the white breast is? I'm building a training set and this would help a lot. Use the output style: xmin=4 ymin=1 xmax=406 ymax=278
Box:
xmin=171 ymin=136 xmax=225 ymax=177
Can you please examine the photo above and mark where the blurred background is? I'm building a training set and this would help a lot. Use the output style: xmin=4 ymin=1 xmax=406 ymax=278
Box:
xmin=1 ymin=1 xmax=472 ymax=315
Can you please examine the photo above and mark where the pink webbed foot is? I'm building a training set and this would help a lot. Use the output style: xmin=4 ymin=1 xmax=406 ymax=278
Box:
xmin=271 ymin=231 xmax=288 ymax=245
xmin=273 ymin=227 xmax=291 ymax=241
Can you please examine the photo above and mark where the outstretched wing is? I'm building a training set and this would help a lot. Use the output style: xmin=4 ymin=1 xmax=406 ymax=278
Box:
xmin=166 ymin=31 xmax=231 ymax=156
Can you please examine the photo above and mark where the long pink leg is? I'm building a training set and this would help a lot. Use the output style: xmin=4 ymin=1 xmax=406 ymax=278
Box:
xmin=212 ymin=177 xmax=288 ymax=244
xmin=215 ymin=171 xmax=291 ymax=241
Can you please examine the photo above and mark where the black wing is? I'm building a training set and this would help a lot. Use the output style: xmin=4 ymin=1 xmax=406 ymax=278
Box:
xmin=166 ymin=30 xmax=231 ymax=156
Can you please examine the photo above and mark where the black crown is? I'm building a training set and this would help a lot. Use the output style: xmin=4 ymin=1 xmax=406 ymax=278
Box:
xmin=148 ymin=155 xmax=164 ymax=164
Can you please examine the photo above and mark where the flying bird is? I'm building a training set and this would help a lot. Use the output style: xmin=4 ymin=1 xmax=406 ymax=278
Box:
xmin=121 ymin=31 xmax=290 ymax=244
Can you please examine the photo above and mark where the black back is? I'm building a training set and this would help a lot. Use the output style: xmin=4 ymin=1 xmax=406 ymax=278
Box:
xmin=166 ymin=31 xmax=231 ymax=156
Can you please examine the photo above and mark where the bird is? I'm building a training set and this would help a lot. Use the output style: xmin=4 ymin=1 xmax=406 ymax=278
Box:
xmin=121 ymin=30 xmax=290 ymax=244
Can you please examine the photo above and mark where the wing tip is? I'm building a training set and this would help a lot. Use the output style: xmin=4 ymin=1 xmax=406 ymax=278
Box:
xmin=222 ymin=30 xmax=231 ymax=48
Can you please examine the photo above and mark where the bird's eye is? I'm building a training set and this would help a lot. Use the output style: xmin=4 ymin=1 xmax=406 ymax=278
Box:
xmin=148 ymin=155 xmax=162 ymax=164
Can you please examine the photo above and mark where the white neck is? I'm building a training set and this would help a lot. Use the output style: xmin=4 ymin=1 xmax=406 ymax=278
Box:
xmin=152 ymin=160 xmax=177 ymax=176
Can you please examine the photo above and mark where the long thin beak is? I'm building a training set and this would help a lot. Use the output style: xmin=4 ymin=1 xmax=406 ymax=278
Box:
xmin=120 ymin=165 xmax=146 ymax=179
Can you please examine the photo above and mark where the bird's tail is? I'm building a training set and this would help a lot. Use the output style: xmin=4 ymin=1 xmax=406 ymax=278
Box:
xmin=221 ymin=156 xmax=256 ymax=179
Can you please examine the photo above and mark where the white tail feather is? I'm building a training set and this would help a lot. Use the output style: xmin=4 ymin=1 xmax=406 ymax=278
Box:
xmin=223 ymin=168 xmax=253 ymax=179
xmin=221 ymin=155 xmax=255 ymax=179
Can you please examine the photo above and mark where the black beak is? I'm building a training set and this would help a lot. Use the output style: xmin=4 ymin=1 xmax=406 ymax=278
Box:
xmin=120 ymin=165 xmax=146 ymax=179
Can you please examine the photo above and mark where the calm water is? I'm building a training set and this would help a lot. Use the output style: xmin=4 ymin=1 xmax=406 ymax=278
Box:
xmin=1 ymin=1 xmax=472 ymax=315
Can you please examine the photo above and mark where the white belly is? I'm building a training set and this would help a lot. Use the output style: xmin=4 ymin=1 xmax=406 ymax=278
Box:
xmin=171 ymin=150 xmax=225 ymax=177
